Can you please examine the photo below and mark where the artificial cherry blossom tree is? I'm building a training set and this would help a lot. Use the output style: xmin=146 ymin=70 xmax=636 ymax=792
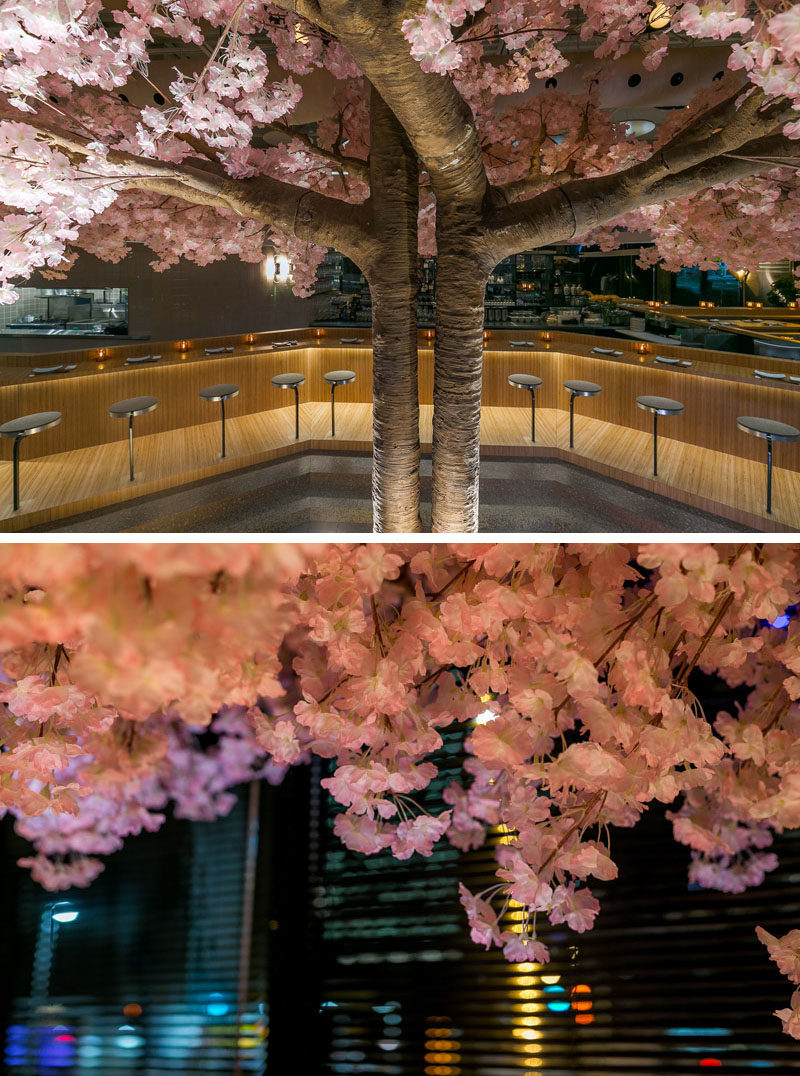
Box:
xmin=2 ymin=2 xmax=800 ymax=529
xmin=2 ymin=541 xmax=800 ymax=1035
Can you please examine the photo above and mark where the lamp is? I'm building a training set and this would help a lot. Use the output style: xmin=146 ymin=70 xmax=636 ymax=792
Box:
xmin=94 ymin=347 xmax=108 ymax=362
xmin=648 ymin=2 xmax=671 ymax=29
xmin=177 ymin=340 xmax=189 ymax=353
xmin=636 ymin=341 xmax=650 ymax=354
xmin=541 ymin=331 xmax=553 ymax=342
xmin=245 ymin=333 xmax=256 ymax=345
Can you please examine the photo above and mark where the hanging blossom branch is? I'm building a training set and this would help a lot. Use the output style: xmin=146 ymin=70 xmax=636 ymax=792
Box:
xmin=1 ymin=543 xmax=800 ymax=1034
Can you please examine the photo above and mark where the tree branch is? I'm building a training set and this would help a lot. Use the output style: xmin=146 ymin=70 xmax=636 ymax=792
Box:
xmin=274 ymin=0 xmax=489 ymax=213
xmin=484 ymin=130 xmax=799 ymax=262
xmin=263 ymin=121 xmax=370 ymax=185
xmin=3 ymin=107 xmax=374 ymax=261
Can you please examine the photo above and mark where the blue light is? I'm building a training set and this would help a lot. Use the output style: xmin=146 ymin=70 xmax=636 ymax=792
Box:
xmin=543 ymin=985 xmax=565 ymax=994
xmin=666 ymin=1028 xmax=732 ymax=1037
xmin=206 ymin=992 xmax=229 ymax=1017
xmin=116 ymin=1035 xmax=144 ymax=1050
xmin=771 ymin=614 xmax=791 ymax=629
xmin=547 ymin=1001 xmax=571 ymax=1012
xmin=320 ymin=1001 xmax=339 ymax=1010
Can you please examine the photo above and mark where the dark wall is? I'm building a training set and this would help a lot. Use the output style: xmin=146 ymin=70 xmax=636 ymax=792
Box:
xmin=0 ymin=245 xmax=317 ymax=354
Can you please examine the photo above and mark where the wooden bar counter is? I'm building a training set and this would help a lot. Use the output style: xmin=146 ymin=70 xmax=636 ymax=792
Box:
xmin=0 ymin=326 xmax=798 ymax=530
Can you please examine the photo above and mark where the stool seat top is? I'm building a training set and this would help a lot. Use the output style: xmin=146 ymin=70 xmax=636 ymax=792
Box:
xmin=272 ymin=372 xmax=305 ymax=388
xmin=636 ymin=395 xmax=685 ymax=416
xmin=737 ymin=415 xmax=800 ymax=441
xmin=0 ymin=411 xmax=62 ymax=438
xmin=200 ymin=383 xmax=239 ymax=402
xmin=508 ymin=374 xmax=543 ymax=389
xmin=324 ymin=369 xmax=356 ymax=384
xmin=109 ymin=395 xmax=158 ymax=418
xmin=564 ymin=379 xmax=602 ymax=396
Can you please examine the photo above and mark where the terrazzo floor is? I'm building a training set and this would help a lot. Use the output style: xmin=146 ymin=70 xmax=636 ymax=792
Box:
xmin=41 ymin=452 xmax=751 ymax=533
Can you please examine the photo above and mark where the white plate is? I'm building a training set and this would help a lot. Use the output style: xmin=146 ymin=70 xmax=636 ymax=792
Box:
xmin=680 ymin=361 xmax=693 ymax=367
xmin=31 ymin=365 xmax=64 ymax=374
xmin=592 ymin=347 xmax=614 ymax=354
xmin=125 ymin=355 xmax=155 ymax=364
xmin=655 ymin=356 xmax=680 ymax=365
xmin=754 ymin=369 xmax=786 ymax=380
xmin=341 ymin=337 xmax=363 ymax=344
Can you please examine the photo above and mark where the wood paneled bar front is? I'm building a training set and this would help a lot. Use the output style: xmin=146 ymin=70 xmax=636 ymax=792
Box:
xmin=1 ymin=328 xmax=798 ymax=472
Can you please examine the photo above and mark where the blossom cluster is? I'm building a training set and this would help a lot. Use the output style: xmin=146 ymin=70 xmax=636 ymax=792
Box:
xmin=1 ymin=543 xmax=799 ymax=1034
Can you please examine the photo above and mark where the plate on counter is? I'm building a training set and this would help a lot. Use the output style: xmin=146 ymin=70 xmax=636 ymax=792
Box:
xmin=30 ymin=364 xmax=64 ymax=375
xmin=754 ymin=369 xmax=786 ymax=380
xmin=340 ymin=337 xmax=364 ymax=344
xmin=592 ymin=347 xmax=615 ymax=354
xmin=125 ymin=355 xmax=157 ymax=364
xmin=655 ymin=356 xmax=680 ymax=365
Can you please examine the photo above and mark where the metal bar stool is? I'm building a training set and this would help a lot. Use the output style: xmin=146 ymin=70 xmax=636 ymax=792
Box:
xmin=323 ymin=369 xmax=356 ymax=437
xmin=508 ymin=374 xmax=543 ymax=442
xmin=737 ymin=415 xmax=799 ymax=514
xmin=200 ymin=383 xmax=239 ymax=458
xmin=563 ymin=380 xmax=602 ymax=449
xmin=636 ymin=395 xmax=684 ymax=477
xmin=271 ymin=372 xmax=306 ymax=440
xmin=109 ymin=395 xmax=158 ymax=482
xmin=0 ymin=411 xmax=62 ymax=512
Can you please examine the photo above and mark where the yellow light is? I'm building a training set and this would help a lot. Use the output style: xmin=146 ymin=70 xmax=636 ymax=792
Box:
xmin=517 ymin=1016 xmax=540 ymax=1026
xmin=512 ymin=1028 xmax=541 ymax=1040
xmin=647 ymin=3 xmax=671 ymax=29
xmin=517 ymin=1004 xmax=540 ymax=1014
xmin=523 ymin=1059 xmax=543 ymax=1068
xmin=516 ymin=990 xmax=537 ymax=1000
xmin=522 ymin=1043 xmax=543 ymax=1054
xmin=514 ymin=963 xmax=538 ymax=973
xmin=541 ymin=974 xmax=561 ymax=984
xmin=512 ymin=976 xmax=538 ymax=986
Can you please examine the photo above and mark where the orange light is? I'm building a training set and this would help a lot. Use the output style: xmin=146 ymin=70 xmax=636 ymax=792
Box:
xmin=572 ymin=984 xmax=591 ymax=994
xmin=94 ymin=347 xmax=108 ymax=361
xmin=541 ymin=331 xmax=552 ymax=342
xmin=177 ymin=340 xmax=190 ymax=352
xmin=789 ymin=301 xmax=797 ymax=309
xmin=574 ymin=1013 xmax=595 ymax=1025
xmin=636 ymin=341 xmax=649 ymax=354
xmin=245 ymin=333 xmax=256 ymax=344
xmin=123 ymin=1003 xmax=142 ymax=1018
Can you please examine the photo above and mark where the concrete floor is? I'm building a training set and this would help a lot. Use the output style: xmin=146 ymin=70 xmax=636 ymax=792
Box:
xmin=40 ymin=451 xmax=751 ymax=533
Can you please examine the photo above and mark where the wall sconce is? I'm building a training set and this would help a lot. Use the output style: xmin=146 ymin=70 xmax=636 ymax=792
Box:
xmin=789 ymin=301 xmax=798 ymax=309
xmin=699 ymin=300 xmax=715 ymax=309
xmin=746 ymin=301 xmax=763 ymax=309
xmin=264 ymin=252 xmax=291 ymax=286
xmin=541 ymin=331 xmax=553 ymax=342
xmin=177 ymin=340 xmax=190 ymax=353
xmin=636 ymin=341 xmax=650 ymax=354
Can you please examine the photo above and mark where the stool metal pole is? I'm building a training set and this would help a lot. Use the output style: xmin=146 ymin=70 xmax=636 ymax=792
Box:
xmin=530 ymin=390 xmax=536 ymax=443
xmin=569 ymin=394 xmax=575 ymax=448
xmin=128 ymin=414 xmax=135 ymax=482
xmin=653 ymin=412 xmax=659 ymax=477
xmin=767 ymin=436 xmax=773 ymax=514
xmin=12 ymin=434 xmax=20 ymax=512
xmin=293 ymin=385 xmax=300 ymax=440
xmin=221 ymin=398 xmax=227 ymax=458
xmin=330 ymin=384 xmax=336 ymax=437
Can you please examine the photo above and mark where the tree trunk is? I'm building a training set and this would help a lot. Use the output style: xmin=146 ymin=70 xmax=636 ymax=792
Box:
xmin=431 ymin=228 xmax=489 ymax=533
xmin=367 ymin=88 xmax=422 ymax=533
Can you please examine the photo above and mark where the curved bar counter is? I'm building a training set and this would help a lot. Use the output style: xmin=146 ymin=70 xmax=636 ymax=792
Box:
xmin=0 ymin=327 xmax=798 ymax=530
